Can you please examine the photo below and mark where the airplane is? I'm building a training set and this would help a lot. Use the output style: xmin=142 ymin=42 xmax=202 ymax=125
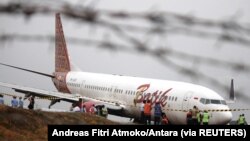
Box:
xmin=0 ymin=13 xmax=233 ymax=125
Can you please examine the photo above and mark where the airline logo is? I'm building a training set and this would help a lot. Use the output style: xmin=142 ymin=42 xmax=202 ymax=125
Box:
xmin=133 ymin=84 xmax=172 ymax=107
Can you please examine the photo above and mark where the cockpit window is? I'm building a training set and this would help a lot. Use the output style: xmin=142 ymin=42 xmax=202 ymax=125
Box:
xmin=211 ymin=99 xmax=221 ymax=104
xmin=221 ymin=100 xmax=227 ymax=105
xmin=200 ymin=98 xmax=206 ymax=104
xmin=205 ymin=99 xmax=211 ymax=104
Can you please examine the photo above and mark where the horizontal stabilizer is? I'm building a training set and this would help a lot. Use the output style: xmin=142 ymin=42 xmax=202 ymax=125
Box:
xmin=0 ymin=63 xmax=54 ymax=78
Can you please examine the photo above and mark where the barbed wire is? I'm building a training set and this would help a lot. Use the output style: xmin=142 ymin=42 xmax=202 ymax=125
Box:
xmin=0 ymin=33 xmax=249 ymax=72
xmin=0 ymin=1 xmax=249 ymax=46
xmin=0 ymin=0 xmax=249 ymax=102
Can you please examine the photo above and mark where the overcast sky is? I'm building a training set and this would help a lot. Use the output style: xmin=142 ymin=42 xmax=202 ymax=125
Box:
xmin=0 ymin=0 xmax=249 ymax=123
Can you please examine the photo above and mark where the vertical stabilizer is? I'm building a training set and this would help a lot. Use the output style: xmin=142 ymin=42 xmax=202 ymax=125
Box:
xmin=53 ymin=13 xmax=71 ymax=94
xmin=227 ymin=78 xmax=236 ymax=104
xmin=55 ymin=13 xmax=71 ymax=72
xmin=229 ymin=79 xmax=235 ymax=101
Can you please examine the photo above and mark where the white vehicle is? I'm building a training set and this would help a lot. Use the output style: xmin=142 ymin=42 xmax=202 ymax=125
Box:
xmin=0 ymin=13 xmax=233 ymax=124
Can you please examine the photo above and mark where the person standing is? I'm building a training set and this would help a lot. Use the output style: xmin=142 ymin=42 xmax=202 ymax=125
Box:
xmin=161 ymin=113 xmax=169 ymax=125
xmin=238 ymin=114 xmax=246 ymax=125
xmin=102 ymin=106 xmax=108 ymax=118
xmin=191 ymin=106 xmax=199 ymax=125
xmin=18 ymin=97 xmax=24 ymax=108
xmin=28 ymin=96 xmax=35 ymax=110
xmin=144 ymin=100 xmax=152 ymax=125
xmin=89 ymin=104 xmax=97 ymax=114
xmin=79 ymin=98 xmax=85 ymax=113
xmin=140 ymin=100 xmax=146 ymax=123
xmin=202 ymin=110 xmax=210 ymax=125
xmin=197 ymin=110 xmax=202 ymax=125
xmin=154 ymin=102 xmax=162 ymax=125
xmin=0 ymin=94 xmax=4 ymax=105
xmin=11 ymin=96 xmax=18 ymax=108
xmin=70 ymin=103 xmax=74 ymax=111
xmin=186 ymin=109 xmax=193 ymax=125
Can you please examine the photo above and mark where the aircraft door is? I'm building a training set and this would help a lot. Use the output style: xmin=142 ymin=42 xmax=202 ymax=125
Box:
xmin=182 ymin=91 xmax=193 ymax=111
xmin=80 ymin=80 xmax=86 ymax=95
xmin=110 ymin=86 xmax=118 ymax=100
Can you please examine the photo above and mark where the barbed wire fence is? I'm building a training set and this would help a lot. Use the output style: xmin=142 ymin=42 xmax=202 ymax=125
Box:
xmin=0 ymin=0 xmax=250 ymax=102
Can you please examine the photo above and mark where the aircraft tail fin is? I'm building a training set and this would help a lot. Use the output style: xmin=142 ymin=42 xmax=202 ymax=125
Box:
xmin=226 ymin=78 xmax=236 ymax=104
xmin=229 ymin=79 xmax=235 ymax=101
xmin=55 ymin=13 xmax=71 ymax=73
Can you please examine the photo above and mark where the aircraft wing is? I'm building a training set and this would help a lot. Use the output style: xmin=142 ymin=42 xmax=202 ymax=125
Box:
xmin=0 ymin=82 xmax=125 ymax=110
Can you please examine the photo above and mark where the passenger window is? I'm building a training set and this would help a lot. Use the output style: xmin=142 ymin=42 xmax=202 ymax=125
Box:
xmin=175 ymin=97 xmax=177 ymax=101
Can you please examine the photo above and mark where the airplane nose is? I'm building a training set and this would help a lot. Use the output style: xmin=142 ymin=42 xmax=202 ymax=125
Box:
xmin=221 ymin=112 xmax=232 ymax=125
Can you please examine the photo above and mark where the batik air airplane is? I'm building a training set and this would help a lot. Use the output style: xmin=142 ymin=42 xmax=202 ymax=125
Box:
xmin=0 ymin=13 xmax=234 ymax=124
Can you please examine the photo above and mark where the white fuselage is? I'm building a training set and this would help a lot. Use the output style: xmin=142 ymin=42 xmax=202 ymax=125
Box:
xmin=65 ymin=71 xmax=232 ymax=125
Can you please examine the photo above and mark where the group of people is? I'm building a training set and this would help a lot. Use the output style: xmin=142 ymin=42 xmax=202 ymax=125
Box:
xmin=11 ymin=96 xmax=23 ymax=108
xmin=70 ymin=101 xmax=108 ymax=118
xmin=11 ymin=95 xmax=35 ymax=110
xmin=0 ymin=94 xmax=35 ymax=110
xmin=186 ymin=106 xmax=247 ymax=125
xmin=140 ymin=100 xmax=169 ymax=125
xmin=186 ymin=106 xmax=209 ymax=125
